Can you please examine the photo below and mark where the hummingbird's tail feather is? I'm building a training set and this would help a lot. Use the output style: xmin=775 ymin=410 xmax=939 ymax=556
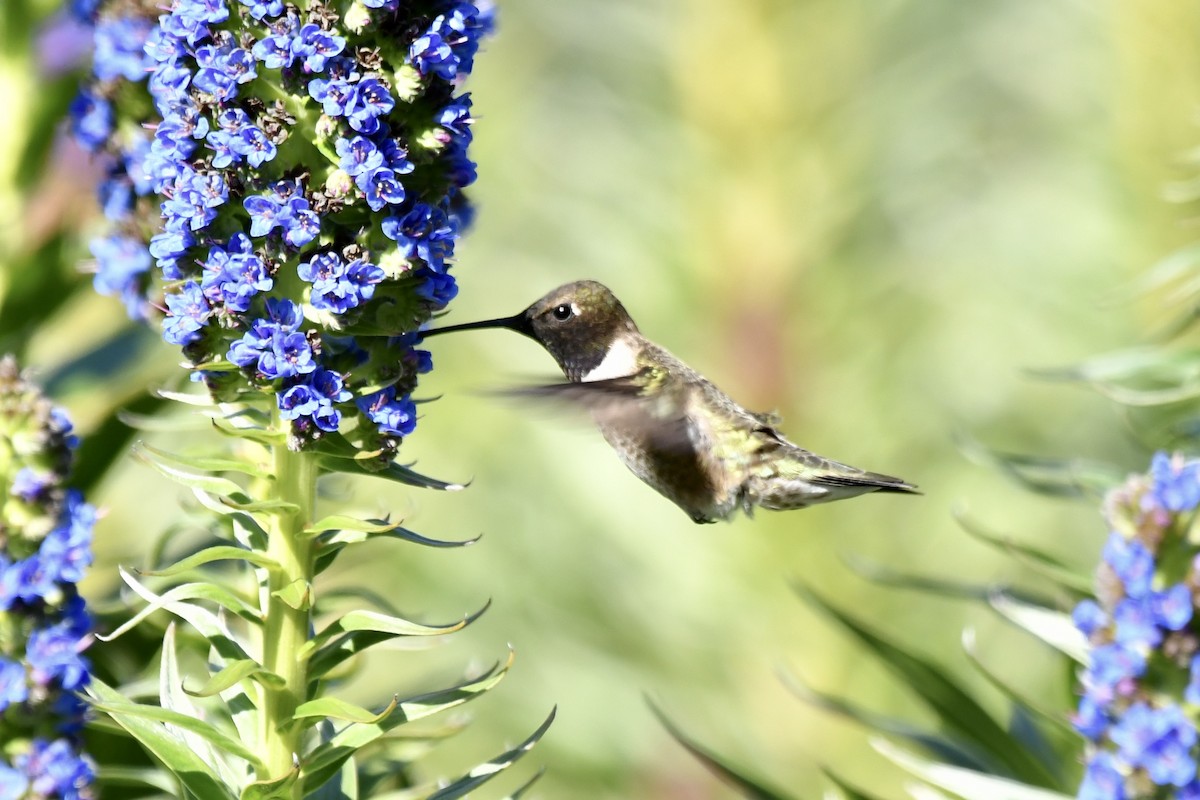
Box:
xmin=810 ymin=471 xmax=921 ymax=495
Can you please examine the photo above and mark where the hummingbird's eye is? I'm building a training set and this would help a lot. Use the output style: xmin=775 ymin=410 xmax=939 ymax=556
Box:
xmin=552 ymin=304 xmax=573 ymax=321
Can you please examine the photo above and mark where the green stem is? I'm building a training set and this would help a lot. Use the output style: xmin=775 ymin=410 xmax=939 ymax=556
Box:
xmin=260 ymin=421 xmax=316 ymax=790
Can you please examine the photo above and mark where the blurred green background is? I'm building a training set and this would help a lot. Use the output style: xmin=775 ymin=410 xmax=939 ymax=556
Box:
xmin=8 ymin=0 xmax=1200 ymax=796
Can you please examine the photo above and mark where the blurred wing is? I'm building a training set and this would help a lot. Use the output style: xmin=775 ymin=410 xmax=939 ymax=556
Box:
xmin=497 ymin=370 xmax=695 ymax=453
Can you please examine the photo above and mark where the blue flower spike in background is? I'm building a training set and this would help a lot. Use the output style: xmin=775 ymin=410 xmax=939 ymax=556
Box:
xmin=0 ymin=356 xmax=95 ymax=800
xmin=1073 ymin=453 xmax=1200 ymax=799
xmin=63 ymin=0 xmax=553 ymax=797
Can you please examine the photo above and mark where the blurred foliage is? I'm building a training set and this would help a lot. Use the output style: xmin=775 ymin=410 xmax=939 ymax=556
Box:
xmin=5 ymin=0 xmax=1200 ymax=797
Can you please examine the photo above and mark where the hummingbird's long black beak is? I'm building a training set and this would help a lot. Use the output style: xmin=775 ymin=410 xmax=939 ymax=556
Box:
xmin=420 ymin=313 xmax=534 ymax=339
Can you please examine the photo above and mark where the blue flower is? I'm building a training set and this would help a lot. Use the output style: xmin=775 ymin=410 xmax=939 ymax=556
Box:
xmin=279 ymin=368 xmax=350 ymax=432
xmin=1150 ymin=452 xmax=1200 ymax=512
xmin=1081 ymin=642 xmax=1145 ymax=705
xmin=93 ymin=16 xmax=153 ymax=81
xmin=67 ymin=89 xmax=112 ymax=150
xmin=163 ymin=281 xmax=212 ymax=345
xmin=292 ymin=24 xmax=345 ymax=73
xmin=358 ymin=167 xmax=405 ymax=211
xmin=1187 ymin=654 xmax=1200 ymax=705
xmin=1154 ymin=584 xmax=1194 ymax=630
xmin=0 ymin=658 xmax=28 ymax=712
xmin=1073 ymin=599 xmax=1108 ymax=637
xmin=336 ymin=136 xmax=383 ymax=178
xmin=415 ymin=267 xmax=458 ymax=307
xmin=1072 ymin=696 xmax=1108 ymax=740
xmin=382 ymin=203 xmax=457 ymax=270
xmin=90 ymin=235 xmax=151 ymax=319
xmin=15 ymin=739 xmax=95 ymax=799
xmin=1113 ymin=597 xmax=1160 ymax=647
xmin=200 ymin=235 xmax=273 ymax=313
xmin=299 ymin=253 xmax=384 ymax=314
xmin=238 ymin=0 xmax=282 ymax=20
xmin=1110 ymin=702 xmax=1198 ymax=787
xmin=231 ymin=126 xmax=276 ymax=168
xmin=346 ymin=79 xmax=394 ymax=134
xmin=1078 ymin=751 xmax=1125 ymax=800
xmin=356 ymin=386 xmax=417 ymax=436
xmin=27 ymin=622 xmax=90 ymax=692
xmin=1103 ymin=533 xmax=1155 ymax=599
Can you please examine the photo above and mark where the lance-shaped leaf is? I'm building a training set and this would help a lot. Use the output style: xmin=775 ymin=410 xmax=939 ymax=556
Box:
xmin=96 ymin=765 xmax=180 ymax=794
xmin=839 ymin=553 xmax=1056 ymax=609
xmin=294 ymin=695 xmax=399 ymax=726
xmin=139 ymin=545 xmax=281 ymax=578
xmin=780 ymin=669 xmax=990 ymax=771
xmin=240 ymin=767 xmax=299 ymax=800
xmin=118 ymin=407 xmax=211 ymax=433
xmin=300 ymin=654 xmax=514 ymax=792
xmin=952 ymin=509 xmax=1092 ymax=594
xmin=954 ymin=434 xmax=1122 ymax=499
xmin=1031 ymin=346 xmax=1200 ymax=407
xmin=133 ymin=441 xmax=247 ymax=496
xmin=822 ymin=770 xmax=889 ymax=800
xmin=960 ymin=629 xmax=1077 ymax=742
xmin=306 ymin=514 xmax=479 ymax=548
xmin=101 ymin=567 xmax=261 ymax=642
xmin=988 ymin=592 xmax=1088 ymax=664
xmin=185 ymin=659 xmax=285 ymax=697
xmin=426 ymin=707 xmax=556 ymax=800
xmin=795 ymin=582 xmax=1058 ymax=787
xmin=304 ymin=603 xmax=490 ymax=679
xmin=87 ymin=678 xmax=236 ymax=800
xmin=872 ymin=738 xmax=1073 ymax=800
xmin=649 ymin=702 xmax=794 ymax=800
xmin=212 ymin=415 xmax=286 ymax=446
xmin=101 ymin=567 xmax=256 ymax=664
xmin=161 ymin=625 xmax=251 ymax=790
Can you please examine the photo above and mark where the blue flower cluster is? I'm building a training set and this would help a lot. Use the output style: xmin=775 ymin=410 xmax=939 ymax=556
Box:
xmin=71 ymin=0 xmax=493 ymax=450
xmin=0 ymin=358 xmax=95 ymax=799
xmin=1074 ymin=452 xmax=1200 ymax=799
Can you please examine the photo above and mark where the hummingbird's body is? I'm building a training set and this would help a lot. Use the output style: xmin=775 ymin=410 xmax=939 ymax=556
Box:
xmin=424 ymin=281 xmax=918 ymax=523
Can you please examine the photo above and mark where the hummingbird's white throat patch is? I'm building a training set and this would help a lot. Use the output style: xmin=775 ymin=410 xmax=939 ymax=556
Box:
xmin=583 ymin=337 xmax=639 ymax=382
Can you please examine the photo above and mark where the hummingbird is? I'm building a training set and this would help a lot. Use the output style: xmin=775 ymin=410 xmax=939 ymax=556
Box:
xmin=422 ymin=280 xmax=919 ymax=523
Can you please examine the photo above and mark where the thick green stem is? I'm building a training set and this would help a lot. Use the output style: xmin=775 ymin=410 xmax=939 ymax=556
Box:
xmin=260 ymin=426 xmax=316 ymax=789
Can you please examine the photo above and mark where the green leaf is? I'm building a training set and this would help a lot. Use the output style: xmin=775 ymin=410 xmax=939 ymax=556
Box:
xmin=960 ymin=629 xmax=1077 ymax=741
xmin=303 ymin=604 xmax=488 ymax=676
xmin=953 ymin=510 xmax=1093 ymax=594
xmin=157 ymin=389 xmax=218 ymax=406
xmin=300 ymin=654 xmax=513 ymax=793
xmin=212 ymin=415 xmax=286 ymax=445
xmin=100 ymin=567 xmax=261 ymax=643
xmin=988 ymin=592 xmax=1088 ymax=664
xmin=649 ymin=702 xmax=793 ymax=800
xmin=822 ymin=770 xmax=889 ymax=800
xmin=160 ymin=625 xmax=236 ymax=789
xmin=294 ymin=695 xmax=398 ymax=725
xmin=872 ymin=738 xmax=1073 ymax=800
xmin=117 ymin=408 xmax=212 ymax=433
xmin=240 ymin=768 xmax=299 ymax=800
xmin=87 ymin=678 xmax=238 ymax=800
xmin=313 ymin=440 xmax=465 ymax=490
xmin=95 ymin=766 xmax=179 ymax=793
xmin=185 ymin=659 xmax=285 ymax=697
xmin=839 ymin=554 xmax=1057 ymax=609
xmin=781 ymin=670 xmax=990 ymax=771
xmin=954 ymin=434 xmax=1122 ymax=499
xmin=795 ymin=582 xmax=1058 ymax=787
xmin=273 ymin=578 xmax=313 ymax=610
xmin=133 ymin=441 xmax=247 ymax=495
xmin=1031 ymin=346 xmax=1200 ymax=405
xmin=426 ymin=707 xmax=556 ymax=800
xmin=91 ymin=697 xmax=266 ymax=772
xmin=139 ymin=545 xmax=281 ymax=578
xmin=306 ymin=514 xmax=479 ymax=548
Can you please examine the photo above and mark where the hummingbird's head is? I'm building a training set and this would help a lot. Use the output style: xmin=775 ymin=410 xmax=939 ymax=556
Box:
xmin=422 ymin=280 xmax=639 ymax=381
